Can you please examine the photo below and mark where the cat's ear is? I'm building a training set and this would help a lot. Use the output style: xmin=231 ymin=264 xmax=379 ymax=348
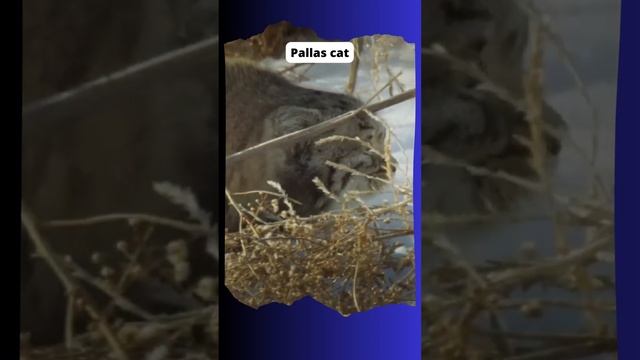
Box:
xmin=268 ymin=106 xmax=323 ymax=137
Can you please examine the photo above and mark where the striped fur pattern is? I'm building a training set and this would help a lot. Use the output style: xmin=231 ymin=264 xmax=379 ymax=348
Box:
xmin=225 ymin=59 xmax=395 ymax=229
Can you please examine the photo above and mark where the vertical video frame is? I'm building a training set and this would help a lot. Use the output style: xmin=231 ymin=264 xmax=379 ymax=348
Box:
xmin=224 ymin=21 xmax=418 ymax=315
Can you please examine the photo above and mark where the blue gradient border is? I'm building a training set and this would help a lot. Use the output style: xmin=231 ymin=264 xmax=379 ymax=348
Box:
xmin=221 ymin=1 xmax=419 ymax=44
xmin=615 ymin=1 xmax=640 ymax=359
xmin=221 ymin=0 xmax=421 ymax=359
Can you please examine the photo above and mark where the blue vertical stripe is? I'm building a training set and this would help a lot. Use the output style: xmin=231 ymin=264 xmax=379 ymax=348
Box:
xmin=615 ymin=1 xmax=640 ymax=359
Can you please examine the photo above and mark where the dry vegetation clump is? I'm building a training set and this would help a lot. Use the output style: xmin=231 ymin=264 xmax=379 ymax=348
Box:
xmin=22 ymin=306 xmax=217 ymax=360
xmin=21 ymin=184 xmax=219 ymax=360
xmin=422 ymin=204 xmax=615 ymax=359
xmin=422 ymin=3 xmax=617 ymax=359
xmin=225 ymin=181 xmax=415 ymax=314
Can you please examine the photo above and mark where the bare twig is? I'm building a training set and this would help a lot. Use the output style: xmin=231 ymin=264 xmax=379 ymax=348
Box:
xmin=226 ymin=88 xmax=415 ymax=166
xmin=346 ymin=38 xmax=362 ymax=94
xmin=67 ymin=259 xmax=155 ymax=320
xmin=21 ymin=202 xmax=129 ymax=360
xmin=488 ymin=236 xmax=612 ymax=289
xmin=23 ymin=36 xmax=218 ymax=123
xmin=45 ymin=213 xmax=211 ymax=235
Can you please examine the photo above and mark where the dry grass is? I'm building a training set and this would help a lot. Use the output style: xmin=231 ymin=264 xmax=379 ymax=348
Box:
xmin=225 ymin=198 xmax=415 ymax=314
xmin=21 ymin=184 xmax=218 ymax=360
xmin=225 ymin=178 xmax=414 ymax=314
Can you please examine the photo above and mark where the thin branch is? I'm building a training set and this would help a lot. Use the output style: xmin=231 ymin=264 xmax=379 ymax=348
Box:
xmin=45 ymin=213 xmax=210 ymax=235
xmin=23 ymin=36 xmax=218 ymax=123
xmin=503 ymin=340 xmax=616 ymax=360
xmin=67 ymin=259 xmax=155 ymax=321
xmin=21 ymin=201 xmax=129 ymax=359
xmin=346 ymin=38 xmax=362 ymax=94
xmin=226 ymin=88 xmax=415 ymax=166
xmin=488 ymin=236 xmax=612 ymax=289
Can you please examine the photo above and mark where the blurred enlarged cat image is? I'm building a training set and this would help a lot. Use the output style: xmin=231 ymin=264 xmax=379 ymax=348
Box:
xmin=421 ymin=1 xmax=618 ymax=358
xmin=225 ymin=59 xmax=396 ymax=230
xmin=422 ymin=0 xmax=566 ymax=217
